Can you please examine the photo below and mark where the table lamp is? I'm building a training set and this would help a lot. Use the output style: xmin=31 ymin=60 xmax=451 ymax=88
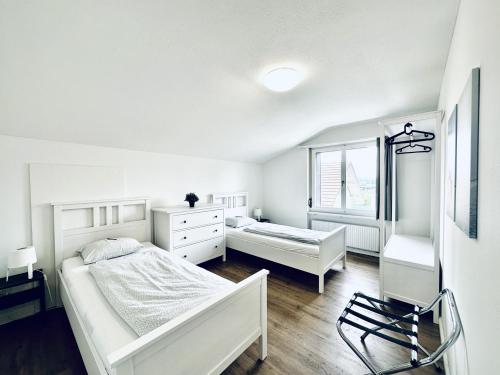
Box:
xmin=254 ymin=208 xmax=262 ymax=221
xmin=6 ymin=246 xmax=37 ymax=282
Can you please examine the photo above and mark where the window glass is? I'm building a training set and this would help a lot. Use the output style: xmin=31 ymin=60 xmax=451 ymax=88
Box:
xmin=316 ymin=150 xmax=342 ymax=209
xmin=345 ymin=146 xmax=377 ymax=212
xmin=312 ymin=142 xmax=377 ymax=216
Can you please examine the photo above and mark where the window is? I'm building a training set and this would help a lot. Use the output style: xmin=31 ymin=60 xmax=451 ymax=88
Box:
xmin=311 ymin=141 xmax=378 ymax=216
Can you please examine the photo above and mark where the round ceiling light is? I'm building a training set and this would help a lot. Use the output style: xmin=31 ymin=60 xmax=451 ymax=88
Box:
xmin=262 ymin=67 xmax=303 ymax=92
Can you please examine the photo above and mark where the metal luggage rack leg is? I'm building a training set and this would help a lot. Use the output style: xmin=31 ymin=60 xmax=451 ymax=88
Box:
xmin=337 ymin=289 xmax=462 ymax=375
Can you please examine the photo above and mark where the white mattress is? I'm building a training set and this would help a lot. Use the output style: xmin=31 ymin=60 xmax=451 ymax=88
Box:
xmin=225 ymin=226 xmax=320 ymax=258
xmin=62 ymin=254 xmax=137 ymax=371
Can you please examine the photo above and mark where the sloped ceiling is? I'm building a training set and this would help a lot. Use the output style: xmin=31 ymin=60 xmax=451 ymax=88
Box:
xmin=0 ymin=0 xmax=458 ymax=163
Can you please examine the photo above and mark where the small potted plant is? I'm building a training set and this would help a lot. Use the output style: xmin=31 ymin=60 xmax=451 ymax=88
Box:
xmin=184 ymin=193 xmax=199 ymax=208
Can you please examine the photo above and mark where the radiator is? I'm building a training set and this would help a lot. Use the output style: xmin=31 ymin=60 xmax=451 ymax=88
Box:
xmin=311 ymin=220 xmax=379 ymax=253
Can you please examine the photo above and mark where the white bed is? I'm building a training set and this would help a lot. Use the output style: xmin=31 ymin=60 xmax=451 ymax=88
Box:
xmin=225 ymin=226 xmax=321 ymax=258
xmin=212 ymin=192 xmax=346 ymax=293
xmin=52 ymin=197 xmax=269 ymax=375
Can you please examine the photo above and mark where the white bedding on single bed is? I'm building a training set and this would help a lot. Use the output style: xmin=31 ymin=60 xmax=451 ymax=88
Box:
xmin=243 ymin=222 xmax=328 ymax=245
xmin=61 ymin=242 xmax=234 ymax=371
xmin=225 ymin=226 xmax=320 ymax=258
xmin=89 ymin=245 xmax=235 ymax=336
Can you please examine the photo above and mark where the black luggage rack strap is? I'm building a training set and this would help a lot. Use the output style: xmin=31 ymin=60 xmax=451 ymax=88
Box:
xmin=337 ymin=289 xmax=462 ymax=375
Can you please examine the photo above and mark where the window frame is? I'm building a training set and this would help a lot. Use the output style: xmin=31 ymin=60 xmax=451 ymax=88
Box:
xmin=310 ymin=140 xmax=377 ymax=218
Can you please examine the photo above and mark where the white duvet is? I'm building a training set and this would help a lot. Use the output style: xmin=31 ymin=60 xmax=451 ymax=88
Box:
xmin=243 ymin=222 xmax=329 ymax=245
xmin=89 ymin=246 xmax=234 ymax=336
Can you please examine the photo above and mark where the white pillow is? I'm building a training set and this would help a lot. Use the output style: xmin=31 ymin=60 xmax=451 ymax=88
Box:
xmin=78 ymin=237 xmax=143 ymax=264
xmin=225 ymin=216 xmax=257 ymax=228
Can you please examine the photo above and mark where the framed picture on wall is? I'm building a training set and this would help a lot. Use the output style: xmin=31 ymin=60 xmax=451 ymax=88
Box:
xmin=455 ymin=67 xmax=480 ymax=238
xmin=445 ymin=105 xmax=457 ymax=220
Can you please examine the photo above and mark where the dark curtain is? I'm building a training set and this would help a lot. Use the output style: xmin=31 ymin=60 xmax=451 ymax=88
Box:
xmin=384 ymin=136 xmax=398 ymax=221
xmin=376 ymin=138 xmax=380 ymax=219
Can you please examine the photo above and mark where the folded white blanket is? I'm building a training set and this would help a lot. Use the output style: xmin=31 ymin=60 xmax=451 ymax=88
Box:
xmin=243 ymin=222 xmax=328 ymax=245
xmin=89 ymin=246 xmax=234 ymax=336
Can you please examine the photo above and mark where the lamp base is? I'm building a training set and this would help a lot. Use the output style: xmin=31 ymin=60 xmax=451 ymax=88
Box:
xmin=27 ymin=263 xmax=33 ymax=279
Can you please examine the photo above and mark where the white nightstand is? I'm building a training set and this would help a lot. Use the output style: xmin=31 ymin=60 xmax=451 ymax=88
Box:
xmin=152 ymin=204 xmax=226 ymax=264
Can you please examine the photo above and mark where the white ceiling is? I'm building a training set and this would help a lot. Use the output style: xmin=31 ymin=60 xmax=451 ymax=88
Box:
xmin=0 ymin=1 xmax=458 ymax=163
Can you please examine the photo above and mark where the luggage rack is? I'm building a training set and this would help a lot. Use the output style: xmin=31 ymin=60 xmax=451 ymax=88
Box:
xmin=337 ymin=289 xmax=462 ymax=375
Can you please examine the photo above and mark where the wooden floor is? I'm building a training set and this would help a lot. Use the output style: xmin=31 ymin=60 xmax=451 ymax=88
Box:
xmin=0 ymin=251 xmax=442 ymax=375
xmin=0 ymin=308 xmax=86 ymax=375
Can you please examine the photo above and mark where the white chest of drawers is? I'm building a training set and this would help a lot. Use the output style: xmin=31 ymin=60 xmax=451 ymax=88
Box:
xmin=152 ymin=204 xmax=226 ymax=264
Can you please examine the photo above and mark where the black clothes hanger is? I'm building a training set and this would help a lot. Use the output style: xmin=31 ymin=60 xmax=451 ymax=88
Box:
xmin=395 ymin=141 xmax=432 ymax=155
xmin=386 ymin=123 xmax=435 ymax=146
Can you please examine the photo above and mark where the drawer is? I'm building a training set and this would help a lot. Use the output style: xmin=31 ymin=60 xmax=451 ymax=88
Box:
xmin=174 ymin=237 xmax=224 ymax=264
xmin=173 ymin=223 xmax=224 ymax=248
xmin=172 ymin=209 xmax=224 ymax=230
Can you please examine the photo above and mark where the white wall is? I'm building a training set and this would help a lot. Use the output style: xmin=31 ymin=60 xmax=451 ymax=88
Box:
xmin=438 ymin=1 xmax=500 ymax=374
xmin=302 ymin=121 xmax=380 ymax=148
xmin=0 ymin=134 xmax=263 ymax=321
xmin=396 ymin=150 xmax=432 ymax=237
xmin=263 ymin=147 xmax=308 ymax=228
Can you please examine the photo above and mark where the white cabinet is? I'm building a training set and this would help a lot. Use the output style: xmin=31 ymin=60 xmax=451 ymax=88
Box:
xmin=153 ymin=204 xmax=226 ymax=264
xmin=382 ymin=235 xmax=437 ymax=307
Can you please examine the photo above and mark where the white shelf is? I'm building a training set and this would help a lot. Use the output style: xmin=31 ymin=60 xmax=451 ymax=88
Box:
xmin=384 ymin=234 xmax=434 ymax=271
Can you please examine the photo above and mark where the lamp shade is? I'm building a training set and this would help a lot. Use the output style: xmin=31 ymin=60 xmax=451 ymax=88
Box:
xmin=8 ymin=246 xmax=37 ymax=268
xmin=253 ymin=208 xmax=262 ymax=218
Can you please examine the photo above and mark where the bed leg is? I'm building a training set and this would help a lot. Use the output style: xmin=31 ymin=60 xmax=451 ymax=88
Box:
xmin=259 ymin=276 xmax=268 ymax=360
xmin=342 ymin=253 xmax=347 ymax=269
xmin=259 ymin=333 xmax=267 ymax=360
xmin=318 ymin=274 xmax=324 ymax=294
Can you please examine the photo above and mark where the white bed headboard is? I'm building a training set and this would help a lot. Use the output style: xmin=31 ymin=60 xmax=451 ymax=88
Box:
xmin=52 ymin=197 xmax=151 ymax=271
xmin=211 ymin=192 xmax=249 ymax=218
xmin=52 ymin=197 xmax=150 ymax=304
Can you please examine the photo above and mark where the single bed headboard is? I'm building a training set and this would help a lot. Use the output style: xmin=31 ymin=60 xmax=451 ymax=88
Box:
xmin=52 ymin=197 xmax=151 ymax=272
xmin=211 ymin=192 xmax=249 ymax=218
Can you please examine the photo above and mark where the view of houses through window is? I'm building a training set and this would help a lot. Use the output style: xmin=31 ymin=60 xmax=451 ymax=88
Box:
xmin=313 ymin=142 xmax=377 ymax=216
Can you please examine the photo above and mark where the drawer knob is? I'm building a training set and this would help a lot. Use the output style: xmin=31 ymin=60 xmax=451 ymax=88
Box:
xmin=215 ymin=245 xmax=218 ymax=248
xmin=182 ymin=220 xmax=187 ymax=224
xmin=183 ymin=236 xmax=187 ymax=240
xmin=183 ymin=255 xmax=187 ymax=258
xmin=214 ymin=215 xmax=218 ymax=218
xmin=214 ymin=229 xmax=218 ymax=233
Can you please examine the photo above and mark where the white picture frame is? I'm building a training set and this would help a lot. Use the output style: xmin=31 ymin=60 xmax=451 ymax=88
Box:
xmin=455 ymin=67 xmax=480 ymax=238
xmin=446 ymin=105 xmax=457 ymax=220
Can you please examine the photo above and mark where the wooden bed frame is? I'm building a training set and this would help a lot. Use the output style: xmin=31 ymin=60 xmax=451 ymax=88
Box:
xmin=52 ymin=197 xmax=268 ymax=375
xmin=211 ymin=192 xmax=346 ymax=293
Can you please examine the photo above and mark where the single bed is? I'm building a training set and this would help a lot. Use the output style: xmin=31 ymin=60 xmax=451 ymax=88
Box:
xmin=52 ymin=197 xmax=268 ymax=375
xmin=211 ymin=192 xmax=346 ymax=293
